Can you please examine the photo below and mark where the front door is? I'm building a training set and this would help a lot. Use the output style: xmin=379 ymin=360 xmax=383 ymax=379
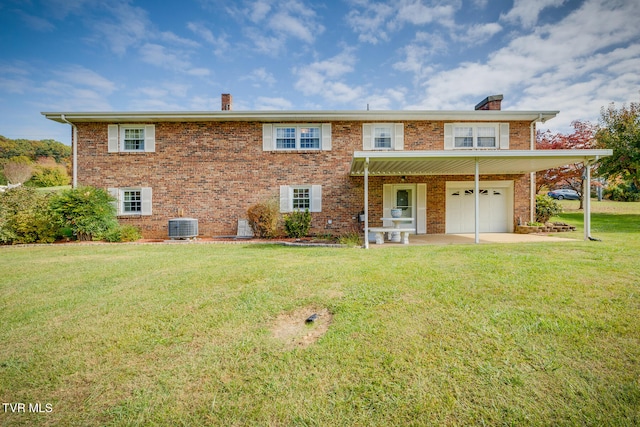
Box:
xmin=383 ymin=184 xmax=416 ymax=230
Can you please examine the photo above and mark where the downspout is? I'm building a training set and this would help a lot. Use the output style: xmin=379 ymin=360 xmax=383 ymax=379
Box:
xmin=60 ymin=114 xmax=77 ymax=188
xmin=529 ymin=114 xmax=543 ymax=223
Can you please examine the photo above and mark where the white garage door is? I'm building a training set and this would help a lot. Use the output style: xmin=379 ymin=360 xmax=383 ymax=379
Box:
xmin=446 ymin=182 xmax=513 ymax=233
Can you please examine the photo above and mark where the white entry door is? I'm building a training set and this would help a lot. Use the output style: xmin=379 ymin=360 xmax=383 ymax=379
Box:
xmin=446 ymin=181 xmax=513 ymax=233
xmin=383 ymin=184 xmax=427 ymax=234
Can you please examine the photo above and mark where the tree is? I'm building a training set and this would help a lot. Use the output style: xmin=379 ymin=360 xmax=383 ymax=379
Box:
xmin=536 ymin=120 xmax=598 ymax=209
xmin=2 ymin=158 xmax=34 ymax=184
xmin=596 ymin=102 xmax=640 ymax=189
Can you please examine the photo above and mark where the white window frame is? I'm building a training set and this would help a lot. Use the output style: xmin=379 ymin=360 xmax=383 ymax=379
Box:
xmin=263 ymin=124 xmax=332 ymax=151
xmin=108 ymin=187 xmax=153 ymax=216
xmin=280 ymin=185 xmax=322 ymax=213
xmin=108 ymin=124 xmax=156 ymax=153
xmin=444 ymin=123 xmax=509 ymax=150
xmin=362 ymin=123 xmax=404 ymax=150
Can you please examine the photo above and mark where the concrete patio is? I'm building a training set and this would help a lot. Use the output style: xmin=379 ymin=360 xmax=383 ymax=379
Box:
xmin=370 ymin=233 xmax=575 ymax=246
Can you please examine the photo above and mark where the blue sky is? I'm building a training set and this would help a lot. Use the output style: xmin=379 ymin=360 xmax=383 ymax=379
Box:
xmin=1 ymin=0 xmax=639 ymax=145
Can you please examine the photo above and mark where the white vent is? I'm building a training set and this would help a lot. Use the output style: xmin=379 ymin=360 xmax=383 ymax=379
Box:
xmin=168 ymin=218 xmax=198 ymax=239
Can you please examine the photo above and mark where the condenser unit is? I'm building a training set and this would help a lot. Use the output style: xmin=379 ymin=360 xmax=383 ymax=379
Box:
xmin=168 ymin=218 xmax=198 ymax=240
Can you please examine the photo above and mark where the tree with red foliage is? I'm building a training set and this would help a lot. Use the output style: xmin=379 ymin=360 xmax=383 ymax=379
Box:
xmin=536 ymin=120 xmax=599 ymax=209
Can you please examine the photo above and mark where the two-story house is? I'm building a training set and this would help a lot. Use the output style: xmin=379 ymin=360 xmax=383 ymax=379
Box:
xmin=43 ymin=94 xmax=611 ymax=246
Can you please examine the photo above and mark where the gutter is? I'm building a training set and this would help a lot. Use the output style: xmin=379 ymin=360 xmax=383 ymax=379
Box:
xmin=60 ymin=114 xmax=77 ymax=188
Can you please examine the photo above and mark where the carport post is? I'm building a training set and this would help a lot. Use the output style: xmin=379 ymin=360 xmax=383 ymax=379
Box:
xmin=475 ymin=158 xmax=480 ymax=244
xmin=584 ymin=159 xmax=591 ymax=241
xmin=364 ymin=157 xmax=369 ymax=249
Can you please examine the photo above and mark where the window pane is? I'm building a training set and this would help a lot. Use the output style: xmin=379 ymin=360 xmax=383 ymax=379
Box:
xmin=374 ymin=127 xmax=392 ymax=148
xmin=124 ymin=128 xmax=145 ymax=150
xmin=276 ymin=127 xmax=296 ymax=149
xmin=299 ymin=127 xmax=320 ymax=149
xmin=454 ymin=127 xmax=473 ymax=148
xmin=477 ymin=127 xmax=496 ymax=147
xmin=123 ymin=190 xmax=142 ymax=213
xmin=292 ymin=188 xmax=310 ymax=210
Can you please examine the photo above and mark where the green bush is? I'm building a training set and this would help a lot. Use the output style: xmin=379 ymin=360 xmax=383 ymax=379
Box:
xmin=0 ymin=186 xmax=58 ymax=244
xmin=27 ymin=165 xmax=70 ymax=187
xmin=247 ymin=199 xmax=280 ymax=238
xmin=283 ymin=209 xmax=312 ymax=238
xmin=535 ymin=194 xmax=563 ymax=223
xmin=603 ymin=182 xmax=640 ymax=202
xmin=103 ymin=224 xmax=142 ymax=242
xmin=49 ymin=186 xmax=118 ymax=241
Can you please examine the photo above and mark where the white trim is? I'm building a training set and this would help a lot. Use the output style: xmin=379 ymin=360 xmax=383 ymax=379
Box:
xmin=416 ymin=183 xmax=426 ymax=234
xmin=266 ymin=124 xmax=329 ymax=151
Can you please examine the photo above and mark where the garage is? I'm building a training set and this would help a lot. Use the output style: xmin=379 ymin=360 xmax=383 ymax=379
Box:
xmin=446 ymin=181 xmax=513 ymax=233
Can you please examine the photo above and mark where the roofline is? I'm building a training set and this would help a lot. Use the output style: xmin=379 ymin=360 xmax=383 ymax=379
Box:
xmin=41 ymin=109 xmax=559 ymax=124
xmin=352 ymin=149 xmax=612 ymax=161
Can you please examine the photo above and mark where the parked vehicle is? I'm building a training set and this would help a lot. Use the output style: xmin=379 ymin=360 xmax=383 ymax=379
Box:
xmin=547 ymin=189 xmax=580 ymax=200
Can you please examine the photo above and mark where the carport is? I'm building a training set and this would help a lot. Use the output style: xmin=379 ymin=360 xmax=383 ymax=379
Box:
xmin=350 ymin=149 xmax=613 ymax=248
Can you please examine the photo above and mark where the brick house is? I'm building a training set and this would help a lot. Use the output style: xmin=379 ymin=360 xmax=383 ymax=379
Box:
xmin=43 ymin=94 xmax=611 ymax=245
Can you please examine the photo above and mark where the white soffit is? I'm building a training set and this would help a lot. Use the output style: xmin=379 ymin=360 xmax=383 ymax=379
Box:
xmin=349 ymin=150 xmax=613 ymax=176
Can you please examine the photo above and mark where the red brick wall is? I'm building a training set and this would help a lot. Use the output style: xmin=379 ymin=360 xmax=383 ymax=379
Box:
xmin=75 ymin=120 xmax=533 ymax=238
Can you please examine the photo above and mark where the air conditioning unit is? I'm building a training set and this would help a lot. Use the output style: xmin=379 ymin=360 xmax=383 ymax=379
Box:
xmin=168 ymin=218 xmax=198 ymax=240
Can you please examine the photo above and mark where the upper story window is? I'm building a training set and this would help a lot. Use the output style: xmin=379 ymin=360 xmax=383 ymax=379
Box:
xmin=264 ymin=124 xmax=331 ymax=151
xmin=108 ymin=124 xmax=156 ymax=153
xmin=123 ymin=128 xmax=145 ymax=151
xmin=362 ymin=123 xmax=404 ymax=150
xmin=275 ymin=126 xmax=320 ymax=149
xmin=445 ymin=123 xmax=509 ymax=150
xmin=374 ymin=126 xmax=392 ymax=148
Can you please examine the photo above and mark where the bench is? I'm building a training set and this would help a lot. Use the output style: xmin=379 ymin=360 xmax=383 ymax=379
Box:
xmin=368 ymin=227 xmax=416 ymax=245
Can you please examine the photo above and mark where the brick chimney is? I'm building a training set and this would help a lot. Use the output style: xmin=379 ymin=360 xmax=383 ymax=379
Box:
xmin=475 ymin=94 xmax=503 ymax=110
xmin=221 ymin=93 xmax=232 ymax=111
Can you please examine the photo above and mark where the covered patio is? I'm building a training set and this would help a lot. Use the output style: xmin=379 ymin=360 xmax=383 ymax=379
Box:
xmin=350 ymin=149 xmax=612 ymax=248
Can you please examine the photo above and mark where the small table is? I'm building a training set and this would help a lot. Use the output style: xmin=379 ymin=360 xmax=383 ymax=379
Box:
xmin=380 ymin=217 xmax=414 ymax=243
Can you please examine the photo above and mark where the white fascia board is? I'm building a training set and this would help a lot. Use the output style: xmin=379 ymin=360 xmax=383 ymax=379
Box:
xmin=352 ymin=149 xmax=612 ymax=160
xmin=41 ymin=110 xmax=559 ymax=124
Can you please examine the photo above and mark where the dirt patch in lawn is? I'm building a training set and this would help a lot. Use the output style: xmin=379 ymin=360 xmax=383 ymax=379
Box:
xmin=271 ymin=306 xmax=333 ymax=350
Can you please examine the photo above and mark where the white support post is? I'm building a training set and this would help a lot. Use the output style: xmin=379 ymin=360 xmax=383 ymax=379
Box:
xmin=475 ymin=158 xmax=480 ymax=244
xmin=364 ymin=158 xmax=370 ymax=249
xmin=584 ymin=160 xmax=591 ymax=240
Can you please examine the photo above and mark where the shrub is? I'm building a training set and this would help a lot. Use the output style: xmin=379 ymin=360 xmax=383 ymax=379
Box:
xmin=603 ymin=182 xmax=640 ymax=202
xmin=0 ymin=186 xmax=58 ymax=244
xmin=49 ymin=186 xmax=118 ymax=241
xmin=535 ymin=194 xmax=563 ymax=223
xmin=338 ymin=230 xmax=363 ymax=246
xmin=283 ymin=209 xmax=311 ymax=238
xmin=247 ymin=199 xmax=280 ymax=238
xmin=27 ymin=165 xmax=70 ymax=187
xmin=103 ymin=224 xmax=142 ymax=242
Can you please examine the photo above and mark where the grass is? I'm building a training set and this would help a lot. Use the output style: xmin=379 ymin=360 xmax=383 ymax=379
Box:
xmin=1 ymin=200 xmax=639 ymax=426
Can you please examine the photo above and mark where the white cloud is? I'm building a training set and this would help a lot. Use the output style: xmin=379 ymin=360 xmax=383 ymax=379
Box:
xmin=254 ymin=96 xmax=293 ymax=110
xmin=293 ymin=49 xmax=364 ymax=103
xmin=241 ymin=68 xmax=277 ymax=87
xmin=345 ymin=0 xmax=394 ymax=44
xmin=500 ymin=0 xmax=566 ymax=29
xmin=408 ymin=0 xmax=640 ymax=131
xmin=187 ymin=22 xmax=229 ymax=55
xmin=52 ymin=65 xmax=117 ymax=95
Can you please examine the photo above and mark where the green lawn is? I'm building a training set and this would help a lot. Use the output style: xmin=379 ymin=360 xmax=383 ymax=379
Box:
xmin=1 ymin=201 xmax=639 ymax=426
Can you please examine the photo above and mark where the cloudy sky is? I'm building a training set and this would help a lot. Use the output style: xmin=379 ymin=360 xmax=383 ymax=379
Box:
xmin=1 ymin=0 xmax=639 ymax=145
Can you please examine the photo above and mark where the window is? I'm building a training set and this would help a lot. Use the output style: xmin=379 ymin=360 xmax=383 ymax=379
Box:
xmin=280 ymin=185 xmax=322 ymax=213
xmin=123 ymin=190 xmax=142 ymax=213
xmin=108 ymin=124 xmax=155 ymax=153
xmin=362 ymin=123 xmax=404 ymax=150
xmin=123 ymin=128 xmax=145 ymax=151
xmin=292 ymin=188 xmax=310 ymax=210
xmin=445 ymin=123 xmax=508 ymax=150
xmin=374 ymin=126 xmax=392 ymax=148
xmin=270 ymin=125 xmax=324 ymax=151
xmin=108 ymin=187 xmax=153 ymax=216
